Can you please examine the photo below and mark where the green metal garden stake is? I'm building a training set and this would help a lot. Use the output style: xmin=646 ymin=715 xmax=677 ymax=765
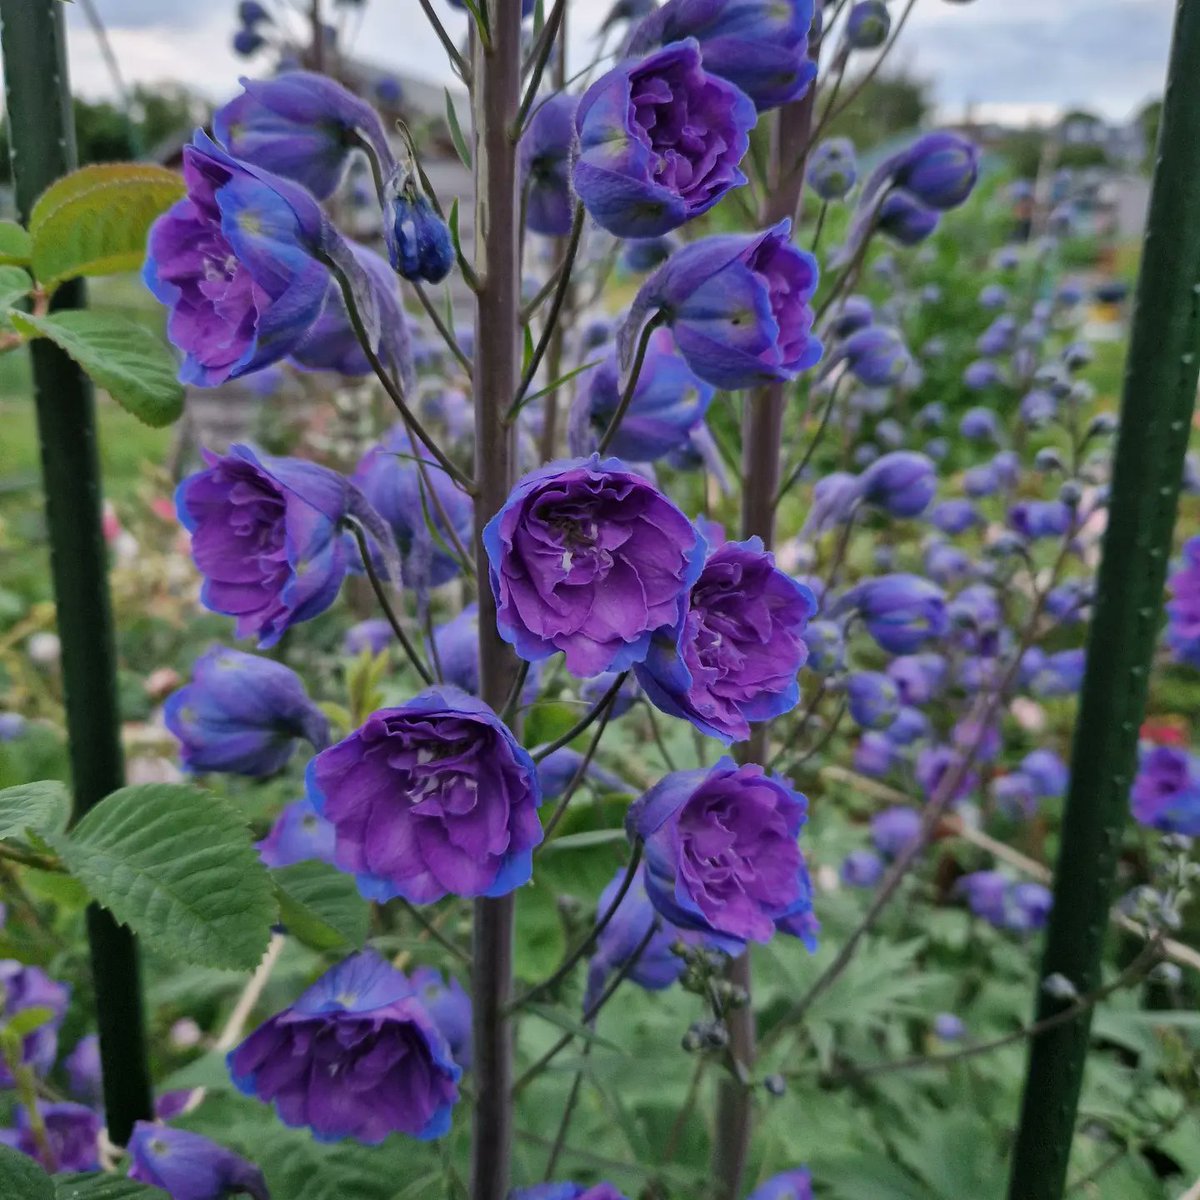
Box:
xmin=1007 ymin=2 xmax=1200 ymax=1196
xmin=0 ymin=0 xmax=154 ymax=1145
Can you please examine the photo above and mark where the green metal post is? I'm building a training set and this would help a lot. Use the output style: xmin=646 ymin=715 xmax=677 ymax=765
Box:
xmin=0 ymin=0 xmax=154 ymax=1144
xmin=1006 ymin=2 xmax=1200 ymax=1196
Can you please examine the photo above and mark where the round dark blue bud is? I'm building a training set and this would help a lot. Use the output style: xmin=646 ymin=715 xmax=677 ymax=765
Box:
xmin=845 ymin=0 xmax=891 ymax=49
xmin=384 ymin=169 xmax=455 ymax=285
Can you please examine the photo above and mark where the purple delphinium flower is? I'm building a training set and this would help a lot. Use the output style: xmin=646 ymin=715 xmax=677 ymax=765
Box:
xmin=805 ymin=619 xmax=844 ymax=673
xmin=804 ymin=470 xmax=862 ymax=533
xmin=959 ymin=406 xmax=1000 ymax=442
xmin=383 ymin=170 xmax=454 ymax=285
xmin=409 ymin=967 xmax=472 ymax=1071
xmin=568 ymin=328 xmax=713 ymax=462
xmin=1131 ymin=746 xmax=1200 ymax=835
xmin=1020 ymin=388 xmax=1058 ymax=427
xmin=229 ymin=951 xmax=461 ymax=1142
xmin=928 ymin=499 xmax=980 ymax=536
xmin=979 ymin=284 xmax=1008 ymax=310
xmin=1022 ymin=749 xmax=1068 ymax=798
xmin=621 ymin=235 xmax=679 ymax=272
xmin=746 ymin=1168 xmax=813 ymax=1200
xmin=886 ymin=653 xmax=946 ymax=706
xmin=952 ymin=717 xmax=1001 ymax=761
xmin=573 ymin=40 xmax=755 ymax=238
xmin=836 ymin=326 xmax=910 ymax=387
xmin=624 ymin=219 xmax=821 ymax=389
xmin=164 ymin=647 xmax=328 ymax=777
xmin=307 ymin=688 xmax=542 ymax=903
xmin=886 ymin=706 xmax=930 ymax=746
xmin=870 ymin=806 xmax=921 ymax=858
xmin=483 ymin=456 xmax=705 ymax=678
xmin=855 ymin=731 xmax=898 ymax=777
xmin=214 ymin=71 xmax=393 ymax=201
xmin=353 ymin=426 xmax=474 ymax=591
xmin=257 ymin=796 xmax=337 ymax=868
xmin=992 ymin=450 xmax=1020 ymax=488
xmin=1007 ymin=882 xmax=1053 ymax=932
xmin=520 ymin=92 xmax=578 ymax=237
xmin=835 ymin=574 xmax=948 ymax=654
xmin=859 ymin=451 xmax=935 ymax=517
xmin=0 ymin=713 xmax=26 ymax=741
xmin=128 ymin=1123 xmax=269 ymax=1200
xmin=585 ymin=865 xmax=692 ymax=1010
xmin=924 ymin=542 xmax=970 ymax=586
xmin=840 ymin=849 xmax=883 ymax=888
xmin=933 ymin=1013 xmax=965 ymax=1041
xmin=1 ymin=1103 xmax=100 ymax=1172
xmin=916 ymin=744 xmax=978 ymax=802
xmin=956 ymin=870 xmax=1009 ymax=925
xmin=963 ymin=463 xmax=1000 ymax=498
xmin=808 ymin=137 xmax=857 ymax=200
xmin=628 ymin=758 xmax=816 ymax=950
xmin=1167 ymin=535 xmax=1200 ymax=667
xmin=176 ymin=445 xmax=380 ymax=647
xmin=844 ymin=0 xmax=889 ymax=48
xmin=65 ymin=1035 xmax=102 ymax=1104
xmin=343 ymin=618 xmax=393 ymax=657
xmin=0 ymin=962 xmax=69 ymax=1084
xmin=636 ymin=537 xmax=816 ymax=743
xmin=1029 ymin=649 xmax=1086 ymax=698
xmin=511 ymin=1186 xmax=629 ymax=1200
xmin=627 ymin=0 xmax=817 ymax=111
xmin=964 ymin=359 xmax=1004 ymax=390
xmin=1009 ymin=500 xmax=1071 ymax=541
xmin=874 ymin=189 xmax=939 ymax=245
xmin=144 ymin=132 xmax=329 ymax=387
xmin=846 ymin=670 xmax=899 ymax=730
xmin=828 ymin=294 xmax=873 ymax=339
xmin=863 ymin=131 xmax=979 ymax=212
xmin=994 ymin=772 xmax=1038 ymax=820
xmin=581 ymin=670 xmax=641 ymax=718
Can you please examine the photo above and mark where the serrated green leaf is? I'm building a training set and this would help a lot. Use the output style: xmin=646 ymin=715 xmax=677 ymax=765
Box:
xmin=55 ymin=1176 xmax=167 ymax=1199
xmin=0 ymin=781 xmax=70 ymax=841
xmin=0 ymin=267 xmax=33 ymax=315
xmin=8 ymin=310 xmax=183 ymax=428
xmin=0 ymin=221 xmax=32 ymax=267
xmin=273 ymin=861 xmax=369 ymax=953
xmin=444 ymin=89 xmax=472 ymax=170
xmin=29 ymin=163 xmax=184 ymax=287
xmin=51 ymin=783 xmax=274 ymax=970
xmin=0 ymin=1142 xmax=52 ymax=1200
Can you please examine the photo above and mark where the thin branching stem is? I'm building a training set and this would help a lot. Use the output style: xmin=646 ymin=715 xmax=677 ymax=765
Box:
xmin=596 ymin=314 xmax=666 ymax=453
xmin=418 ymin=0 xmax=471 ymax=80
xmin=531 ymin=671 xmax=631 ymax=763
xmin=516 ymin=0 xmax=567 ymax=132
xmin=412 ymin=281 xmax=474 ymax=377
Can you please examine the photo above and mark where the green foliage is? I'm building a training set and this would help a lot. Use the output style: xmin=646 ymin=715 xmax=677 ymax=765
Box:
xmin=54 ymin=1178 xmax=167 ymax=1199
xmin=0 ymin=780 xmax=70 ymax=840
xmin=51 ymin=783 xmax=275 ymax=970
xmin=9 ymin=310 xmax=183 ymax=427
xmin=0 ymin=222 xmax=33 ymax=267
xmin=0 ymin=1143 xmax=53 ymax=1200
xmin=28 ymin=162 xmax=184 ymax=287
xmin=273 ymin=861 xmax=370 ymax=953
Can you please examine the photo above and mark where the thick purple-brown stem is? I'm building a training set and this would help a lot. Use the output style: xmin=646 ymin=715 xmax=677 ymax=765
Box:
xmin=712 ymin=34 xmax=824 ymax=1200
xmin=469 ymin=1 xmax=524 ymax=1196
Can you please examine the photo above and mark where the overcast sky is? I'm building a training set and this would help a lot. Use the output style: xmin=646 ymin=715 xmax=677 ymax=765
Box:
xmin=7 ymin=0 xmax=1175 ymax=126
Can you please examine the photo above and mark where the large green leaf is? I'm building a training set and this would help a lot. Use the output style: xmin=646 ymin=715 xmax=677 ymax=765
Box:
xmin=272 ymin=861 xmax=369 ymax=952
xmin=0 ymin=266 xmax=33 ymax=314
xmin=29 ymin=162 xmax=183 ymax=286
xmin=0 ymin=1143 xmax=52 ymax=1200
xmin=9 ymin=311 xmax=183 ymax=428
xmin=0 ymin=220 xmax=32 ymax=267
xmin=55 ymin=1177 xmax=167 ymax=1199
xmin=0 ymin=781 xmax=70 ymax=841
xmin=51 ymin=784 xmax=275 ymax=970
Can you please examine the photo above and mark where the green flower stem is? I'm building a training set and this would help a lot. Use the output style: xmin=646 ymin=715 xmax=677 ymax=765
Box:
xmin=1007 ymin=2 xmax=1200 ymax=1196
xmin=0 ymin=0 xmax=153 ymax=1145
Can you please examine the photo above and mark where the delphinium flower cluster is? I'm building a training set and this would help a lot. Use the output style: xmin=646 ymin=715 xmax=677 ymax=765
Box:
xmin=3 ymin=0 xmax=1193 ymax=1196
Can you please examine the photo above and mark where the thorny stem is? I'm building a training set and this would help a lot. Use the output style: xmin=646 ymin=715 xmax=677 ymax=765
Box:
xmin=346 ymin=520 xmax=434 ymax=686
xmin=511 ymin=841 xmax=644 ymax=1013
xmin=596 ymin=314 xmax=666 ymax=453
